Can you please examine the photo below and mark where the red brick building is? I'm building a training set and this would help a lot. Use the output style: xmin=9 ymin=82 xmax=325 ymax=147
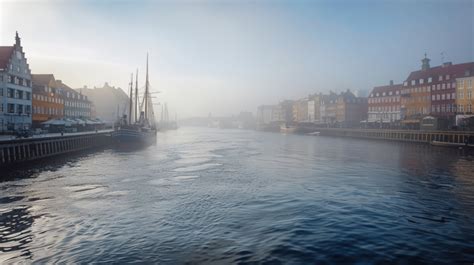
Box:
xmin=368 ymin=81 xmax=402 ymax=127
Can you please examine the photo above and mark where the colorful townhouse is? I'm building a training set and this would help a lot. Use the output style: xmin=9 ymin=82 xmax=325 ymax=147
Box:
xmin=31 ymin=74 xmax=64 ymax=127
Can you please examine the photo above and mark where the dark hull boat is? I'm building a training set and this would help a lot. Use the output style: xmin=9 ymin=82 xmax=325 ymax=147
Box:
xmin=112 ymin=127 xmax=156 ymax=145
xmin=112 ymin=54 xmax=157 ymax=147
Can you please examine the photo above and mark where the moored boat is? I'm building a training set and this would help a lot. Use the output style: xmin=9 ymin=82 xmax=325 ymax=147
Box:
xmin=112 ymin=54 xmax=157 ymax=146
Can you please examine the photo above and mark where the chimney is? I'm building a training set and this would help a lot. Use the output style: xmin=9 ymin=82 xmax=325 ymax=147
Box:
xmin=443 ymin=62 xmax=452 ymax=67
xmin=390 ymin=80 xmax=394 ymax=85
xmin=15 ymin=31 xmax=21 ymax=46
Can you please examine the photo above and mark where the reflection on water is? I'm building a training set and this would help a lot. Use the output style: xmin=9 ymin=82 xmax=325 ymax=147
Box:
xmin=0 ymin=127 xmax=473 ymax=263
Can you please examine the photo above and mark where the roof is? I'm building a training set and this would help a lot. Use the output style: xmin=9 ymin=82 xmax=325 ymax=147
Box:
xmin=32 ymin=74 xmax=56 ymax=87
xmin=405 ymin=62 xmax=474 ymax=84
xmin=370 ymin=83 xmax=402 ymax=97
xmin=0 ymin=46 xmax=14 ymax=69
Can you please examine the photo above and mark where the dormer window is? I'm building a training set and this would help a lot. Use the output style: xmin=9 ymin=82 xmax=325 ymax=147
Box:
xmin=428 ymin=77 xmax=432 ymax=83
xmin=439 ymin=75 xmax=443 ymax=81
xmin=419 ymin=79 xmax=424 ymax=84
xmin=404 ymin=81 xmax=408 ymax=86
xmin=411 ymin=80 xmax=416 ymax=86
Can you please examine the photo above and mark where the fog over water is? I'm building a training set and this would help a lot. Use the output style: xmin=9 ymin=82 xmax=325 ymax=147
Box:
xmin=1 ymin=0 xmax=473 ymax=117
xmin=1 ymin=128 xmax=474 ymax=263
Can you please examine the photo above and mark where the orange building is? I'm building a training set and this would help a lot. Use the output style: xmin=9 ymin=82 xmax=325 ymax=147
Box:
xmin=31 ymin=74 xmax=64 ymax=126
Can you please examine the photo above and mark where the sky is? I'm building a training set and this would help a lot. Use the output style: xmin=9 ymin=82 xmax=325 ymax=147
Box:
xmin=0 ymin=0 xmax=473 ymax=118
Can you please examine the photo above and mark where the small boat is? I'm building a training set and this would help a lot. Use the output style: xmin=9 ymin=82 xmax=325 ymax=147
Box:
xmin=307 ymin=131 xmax=320 ymax=136
xmin=430 ymin=141 xmax=473 ymax=148
xmin=112 ymin=54 xmax=157 ymax=146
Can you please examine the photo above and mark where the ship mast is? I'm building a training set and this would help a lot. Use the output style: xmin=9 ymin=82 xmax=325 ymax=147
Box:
xmin=128 ymin=73 xmax=133 ymax=125
xmin=144 ymin=53 xmax=149 ymax=121
xmin=135 ymin=68 xmax=139 ymax=123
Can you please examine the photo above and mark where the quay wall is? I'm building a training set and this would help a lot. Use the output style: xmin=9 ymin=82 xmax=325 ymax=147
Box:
xmin=317 ymin=128 xmax=474 ymax=144
xmin=0 ymin=132 xmax=112 ymax=167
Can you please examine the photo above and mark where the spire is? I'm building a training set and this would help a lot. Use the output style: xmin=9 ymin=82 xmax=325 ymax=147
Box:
xmin=421 ymin=53 xmax=430 ymax=70
xmin=15 ymin=31 xmax=21 ymax=46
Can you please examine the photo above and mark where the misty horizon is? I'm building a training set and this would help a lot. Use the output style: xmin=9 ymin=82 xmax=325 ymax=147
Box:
xmin=1 ymin=0 xmax=473 ymax=118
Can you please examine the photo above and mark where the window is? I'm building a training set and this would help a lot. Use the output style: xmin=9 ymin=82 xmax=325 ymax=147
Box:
xmin=419 ymin=79 xmax=424 ymax=84
xmin=17 ymin=104 xmax=23 ymax=114
xmin=16 ymin=66 xmax=20 ymax=72
xmin=442 ymin=94 xmax=445 ymax=100
xmin=468 ymin=90 xmax=472 ymax=99
xmin=459 ymin=91 xmax=464 ymax=99
xmin=7 ymin=88 xmax=14 ymax=98
xmin=468 ymin=80 xmax=473 ymax=89
xmin=437 ymin=94 xmax=440 ymax=100
xmin=442 ymin=83 xmax=445 ymax=90
xmin=468 ymin=104 xmax=472 ymax=113
xmin=452 ymin=93 xmax=456 ymax=99
xmin=7 ymin=103 xmax=14 ymax=113
xmin=458 ymin=80 xmax=464 ymax=88
xmin=439 ymin=75 xmax=443 ymax=81
xmin=446 ymin=75 xmax=450 ymax=80
xmin=428 ymin=77 xmax=432 ymax=83
xmin=17 ymin=90 xmax=23 ymax=99
xmin=459 ymin=105 xmax=464 ymax=112
xmin=411 ymin=80 xmax=416 ymax=86
xmin=26 ymin=92 xmax=31 ymax=100
xmin=447 ymin=83 xmax=451 ymax=89
xmin=447 ymin=93 xmax=451 ymax=100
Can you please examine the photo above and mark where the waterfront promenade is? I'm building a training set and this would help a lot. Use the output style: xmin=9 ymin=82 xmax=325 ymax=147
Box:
xmin=316 ymin=128 xmax=474 ymax=145
xmin=0 ymin=130 xmax=113 ymax=167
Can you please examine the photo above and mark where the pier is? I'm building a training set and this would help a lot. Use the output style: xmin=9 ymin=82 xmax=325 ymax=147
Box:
xmin=0 ymin=131 xmax=112 ymax=167
xmin=317 ymin=128 xmax=474 ymax=144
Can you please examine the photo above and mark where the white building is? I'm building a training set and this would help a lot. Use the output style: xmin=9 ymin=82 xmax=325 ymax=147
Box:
xmin=257 ymin=105 xmax=276 ymax=125
xmin=0 ymin=32 xmax=32 ymax=132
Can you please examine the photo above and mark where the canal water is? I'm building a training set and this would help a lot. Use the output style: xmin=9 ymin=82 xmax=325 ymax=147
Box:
xmin=0 ymin=127 xmax=473 ymax=264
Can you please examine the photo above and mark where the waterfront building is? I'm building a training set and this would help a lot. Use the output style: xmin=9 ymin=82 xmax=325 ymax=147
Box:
xmin=368 ymin=81 xmax=402 ymax=127
xmin=401 ymin=54 xmax=474 ymax=128
xmin=0 ymin=32 xmax=32 ymax=132
xmin=77 ymin=83 xmax=129 ymax=124
xmin=455 ymin=76 xmax=473 ymax=114
xmin=293 ymin=98 xmax=308 ymax=122
xmin=278 ymin=100 xmax=295 ymax=124
xmin=320 ymin=92 xmax=338 ymax=125
xmin=31 ymin=74 xmax=64 ymax=127
xmin=56 ymin=80 xmax=92 ymax=119
xmin=307 ymin=93 xmax=323 ymax=123
xmin=257 ymin=105 xmax=276 ymax=125
xmin=336 ymin=90 xmax=368 ymax=127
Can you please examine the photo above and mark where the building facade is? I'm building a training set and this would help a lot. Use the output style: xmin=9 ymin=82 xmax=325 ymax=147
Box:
xmin=31 ymin=74 xmax=64 ymax=126
xmin=293 ymin=98 xmax=308 ymax=122
xmin=320 ymin=92 xmax=337 ymax=124
xmin=278 ymin=100 xmax=295 ymax=123
xmin=0 ymin=32 xmax=32 ymax=131
xmin=456 ymin=76 xmax=473 ymax=114
xmin=257 ymin=105 xmax=276 ymax=125
xmin=402 ymin=55 xmax=474 ymax=126
xmin=368 ymin=81 xmax=402 ymax=125
xmin=56 ymin=80 xmax=92 ymax=119
xmin=307 ymin=93 xmax=322 ymax=123
xmin=336 ymin=90 xmax=368 ymax=127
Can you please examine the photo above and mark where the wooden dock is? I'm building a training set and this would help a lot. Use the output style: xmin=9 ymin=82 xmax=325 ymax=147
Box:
xmin=317 ymin=128 xmax=474 ymax=145
xmin=0 ymin=131 xmax=112 ymax=167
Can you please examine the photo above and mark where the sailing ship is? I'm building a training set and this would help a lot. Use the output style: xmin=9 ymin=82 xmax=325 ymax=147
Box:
xmin=158 ymin=103 xmax=178 ymax=131
xmin=112 ymin=54 xmax=157 ymax=145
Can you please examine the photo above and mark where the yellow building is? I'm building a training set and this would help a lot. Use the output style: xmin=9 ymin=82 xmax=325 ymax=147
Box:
xmin=456 ymin=76 xmax=473 ymax=114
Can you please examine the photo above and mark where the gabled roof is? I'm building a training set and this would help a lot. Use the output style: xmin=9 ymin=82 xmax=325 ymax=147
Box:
xmin=32 ymin=74 xmax=56 ymax=87
xmin=0 ymin=46 xmax=14 ymax=69
xmin=405 ymin=62 xmax=474 ymax=83
xmin=370 ymin=83 xmax=402 ymax=97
